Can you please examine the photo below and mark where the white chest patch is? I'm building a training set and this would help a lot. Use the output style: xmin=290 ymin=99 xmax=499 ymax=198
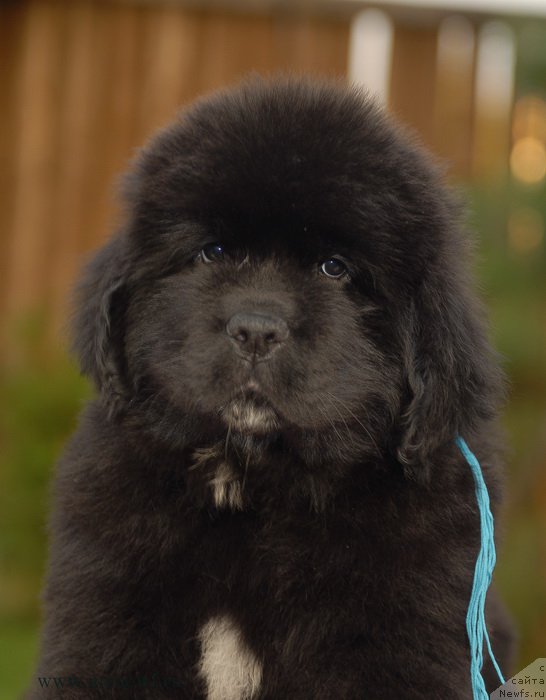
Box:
xmin=198 ymin=615 xmax=262 ymax=700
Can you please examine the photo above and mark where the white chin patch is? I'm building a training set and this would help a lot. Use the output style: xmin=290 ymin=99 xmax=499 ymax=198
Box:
xmin=222 ymin=400 xmax=278 ymax=434
xmin=198 ymin=615 xmax=263 ymax=700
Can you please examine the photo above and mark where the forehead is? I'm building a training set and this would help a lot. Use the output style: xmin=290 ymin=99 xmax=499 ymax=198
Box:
xmin=127 ymin=81 xmax=450 ymax=287
xmin=133 ymin=82 xmax=410 ymax=216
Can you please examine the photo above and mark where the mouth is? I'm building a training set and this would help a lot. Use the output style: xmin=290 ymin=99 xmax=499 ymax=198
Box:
xmin=220 ymin=384 xmax=280 ymax=434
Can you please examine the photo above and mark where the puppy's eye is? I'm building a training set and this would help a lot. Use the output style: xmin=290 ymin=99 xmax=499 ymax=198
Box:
xmin=200 ymin=242 xmax=224 ymax=263
xmin=320 ymin=258 xmax=348 ymax=279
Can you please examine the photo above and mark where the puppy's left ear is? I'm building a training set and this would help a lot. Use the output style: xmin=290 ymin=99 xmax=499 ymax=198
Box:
xmin=71 ymin=232 xmax=130 ymax=417
xmin=397 ymin=258 xmax=502 ymax=482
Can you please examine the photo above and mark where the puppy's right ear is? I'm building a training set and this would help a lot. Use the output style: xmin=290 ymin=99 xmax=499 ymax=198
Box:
xmin=71 ymin=233 xmax=130 ymax=417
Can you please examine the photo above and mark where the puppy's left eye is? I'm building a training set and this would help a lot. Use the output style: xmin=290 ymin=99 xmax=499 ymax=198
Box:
xmin=320 ymin=258 xmax=348 ymax=279
xmin=200 ymin=242 xmax=225 ymax=263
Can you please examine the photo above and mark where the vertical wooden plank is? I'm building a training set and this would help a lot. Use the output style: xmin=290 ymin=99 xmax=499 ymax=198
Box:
xmin=308 ymin=18 xmax=349 ymax=77
xmin=84 ymin=0 xmax=145 ymax=252
xmin=5 ymin=0 xmax=64 ymax=331
xmin=274 ymin=16 xmax=317 ymax=73
xmin=389 ymin=24 xmax=438 ymax=150
xmin=0 ymin=1 xmax=25 ymax=333
xmin=136 ymin=5 xmax=202 ymax=139
xmin=207 ymin=13 xmax=276 ymax=80
xmin=274 ymin=14 xmax=348 ymax=77
xmin=48 ymin=0 xmax=105 ymax=341
xmin=194 ymin=11 xmax=235 ymax=92
xmin=433 ymin=17 xmax=476 ymax=178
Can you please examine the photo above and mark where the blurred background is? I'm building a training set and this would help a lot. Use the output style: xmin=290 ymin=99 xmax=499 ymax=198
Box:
xmin=0 ymin=0 xmax=545 ymax=695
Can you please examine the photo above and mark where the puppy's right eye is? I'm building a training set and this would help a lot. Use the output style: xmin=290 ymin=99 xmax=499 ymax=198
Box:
xmin=320 ymin=258 xmax=348 ymax=279
xmin=200 ymin=243 xmax=224 ymax=263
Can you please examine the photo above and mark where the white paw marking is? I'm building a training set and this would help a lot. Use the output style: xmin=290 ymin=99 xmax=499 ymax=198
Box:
xmin=198 ymin=615 xmax=262 ymax=700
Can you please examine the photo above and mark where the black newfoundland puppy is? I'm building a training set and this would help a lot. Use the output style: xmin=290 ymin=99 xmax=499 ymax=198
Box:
xmin=28 ymin=78 xmax=514 ymax=699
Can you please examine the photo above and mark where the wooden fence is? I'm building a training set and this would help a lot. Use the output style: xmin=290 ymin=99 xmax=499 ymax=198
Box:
xmin=0 ymin=0 xmax=513 ymax=351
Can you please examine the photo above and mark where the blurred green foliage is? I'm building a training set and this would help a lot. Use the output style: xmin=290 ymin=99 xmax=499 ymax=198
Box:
xmin=469 ymin=181 xmax=546 ymax=668
xmin=0 ymin=185 xmax=545 ymax=697
xmin=0 ymin=317 xmax=91 ymax=697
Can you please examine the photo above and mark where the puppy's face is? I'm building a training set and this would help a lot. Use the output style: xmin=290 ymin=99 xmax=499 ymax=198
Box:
xmin=124 ymin=220 xmax=400 ymax=445
xmin=75 ymin=79 xmax=501 ymax=475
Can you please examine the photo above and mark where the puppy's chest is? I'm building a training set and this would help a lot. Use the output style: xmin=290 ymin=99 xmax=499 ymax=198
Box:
xmin=186 ymin=444 xmax=361 ymax=583
xmin=186 ymin=446 xmax=364 ymax=700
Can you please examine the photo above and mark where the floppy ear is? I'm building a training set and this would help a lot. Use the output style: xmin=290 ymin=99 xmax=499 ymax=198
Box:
xmin=397 ymin=261 xmax=502 ymax=482
xmin=71 ymin=233 xmax=130 ymax=417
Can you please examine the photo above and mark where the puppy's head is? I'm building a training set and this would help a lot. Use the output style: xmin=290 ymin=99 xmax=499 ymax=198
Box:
xmin=72 ymin=78 xmax=502 ymax=478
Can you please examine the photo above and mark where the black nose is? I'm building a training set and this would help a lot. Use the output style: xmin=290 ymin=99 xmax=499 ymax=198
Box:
xmin=226 ymin=312 xmax=289 ymax=361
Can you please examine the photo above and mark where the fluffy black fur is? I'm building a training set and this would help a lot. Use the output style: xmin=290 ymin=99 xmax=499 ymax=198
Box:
xmin=27 ymin=78 xmax=514 ymax=699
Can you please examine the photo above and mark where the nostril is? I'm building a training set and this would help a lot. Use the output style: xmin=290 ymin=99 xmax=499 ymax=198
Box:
xmin=235 ymin=328 xmax=248 ymax=344
xmin=264 ymin=332 xmax=276 ymax=344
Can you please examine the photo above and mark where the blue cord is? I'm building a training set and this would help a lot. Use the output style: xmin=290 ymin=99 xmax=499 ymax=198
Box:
xmin=455 ymin=436 xmax=506 ymax=698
